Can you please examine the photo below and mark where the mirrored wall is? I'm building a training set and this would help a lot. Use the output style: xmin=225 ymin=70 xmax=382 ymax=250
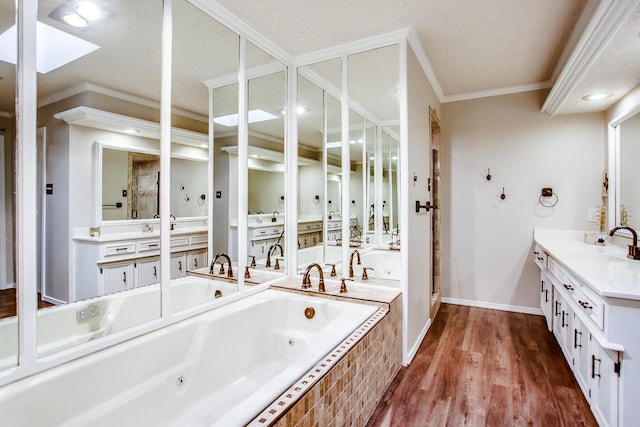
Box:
xmin=618 ymin=109 xmax=640 ymax=230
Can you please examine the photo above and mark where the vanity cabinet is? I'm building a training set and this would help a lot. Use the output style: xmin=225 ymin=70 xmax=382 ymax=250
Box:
xmin=297 ymin=220 xmax=322 ymax=249
xmin=247 ymin=225 xmax=284 ymax=259
xmin=75 ymin=230 xmax=207 ymax=300
xmin=533 ymin=238 xmax=631 ymax=427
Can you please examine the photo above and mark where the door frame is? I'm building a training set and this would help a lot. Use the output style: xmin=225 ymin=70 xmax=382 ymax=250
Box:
xmin=429 ymin=107 xmax=441 ymax=319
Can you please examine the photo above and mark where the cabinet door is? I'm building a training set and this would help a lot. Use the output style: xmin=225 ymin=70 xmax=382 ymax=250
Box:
xmin=104 ymin=263 xmax=134 ymax=294
xmin=552 ymin=289 xmax=563 ymax=341
xmin=589 ymin=338 xmax=619 ymax=427
xmin=137 ymin=258 xmax=159 ymax=287
xmin=560 ymin=298 xmax=573 ymax=362
xmin=573 ymin=314 xmax=590 ymax=397
xmin=250 ymin=240 xmax=267 ymax=258
xmin=540 ymin=274 xmax=552 ymax=330
xmin=170 ymin=254 xmax=186 ymax=280
xmin=187 ymin=250 xmax=207 ymax=271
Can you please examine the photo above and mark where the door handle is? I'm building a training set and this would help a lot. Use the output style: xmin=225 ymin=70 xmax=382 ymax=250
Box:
xmin=416 ymin=200 xmax=437 ymax=212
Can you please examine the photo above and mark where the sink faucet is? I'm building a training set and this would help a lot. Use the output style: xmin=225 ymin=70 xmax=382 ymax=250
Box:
xmin=271 ymin=211 xmax=279 ymax=223
xmin=209 ymin=253 xmax=234 ymax=278
xmin=609 ymin=226 xmax=640 ymax=260
xmin=266 ymin=243 xmax=284 ymax=268
xmin=301 ymin=263 xmax=325 ymax=292
xmin=349 ymin=249 xmax=361 ymax=278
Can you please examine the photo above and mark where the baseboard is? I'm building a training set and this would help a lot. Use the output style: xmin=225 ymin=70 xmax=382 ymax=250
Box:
xmin=42 ymin=295 xmax=66 ymax=305
xmin=441 ymin=297 xmax=543 ymax=316
xmin=404 ymin=317 xmax=432 ymax=366
xmin=0 ymin=282 xmax=16 ymax=291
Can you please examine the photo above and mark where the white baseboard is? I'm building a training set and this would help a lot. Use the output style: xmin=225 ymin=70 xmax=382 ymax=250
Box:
xmin=404 ymin=317 xmax=432 ymax=366
xmin=0 ymin=282 xmax=16 ymax=291
xmin=42 ymin=295 xmax=66 ymax=305
xmin=441 ymin=297 xmax=543 ymax=316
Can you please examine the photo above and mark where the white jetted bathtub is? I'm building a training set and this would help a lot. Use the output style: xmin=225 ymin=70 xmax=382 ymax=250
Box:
xmin=0 ymin=289 xmax=377 ymax=426
xmin=339 ymin=249 xmax=402 ymax=283
xmin=0 ymin=277 xmax=237 ymax=369
xmin=296 ymin=244 xmax=342 ymax=269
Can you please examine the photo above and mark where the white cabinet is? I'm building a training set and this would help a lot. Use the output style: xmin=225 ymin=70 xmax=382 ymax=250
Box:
xmin=540 ymin=273 xmax=552 ymax=330
xmin=589 ymin=336 xmax=619 ymax=427
xmin=104 ymin=262 xmax=134 ymax=294
xmin=137 ymin=257 xmax=159 ymax=287
xmin=186 ymin=249 xmax=207 ymax=271
xmin=170 ymin=253 xmax=186 ymax=280
xmin=573 ymin=314 xmax=590 ymax=396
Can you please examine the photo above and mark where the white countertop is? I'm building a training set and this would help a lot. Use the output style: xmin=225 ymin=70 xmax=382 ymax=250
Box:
xmin=74 ymin=226 xmax=207 ymax=243
xmin=534 ymin=229 xmax=640 ymax=300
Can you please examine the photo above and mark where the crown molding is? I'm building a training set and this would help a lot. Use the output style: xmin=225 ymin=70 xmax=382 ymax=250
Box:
xmin=406 ymin=26 xmax=445 ymax=102
xmin=542 ymin=0 xmax=639 ymax=116
xmin=442 ymin=81 xmax=553 ymax=103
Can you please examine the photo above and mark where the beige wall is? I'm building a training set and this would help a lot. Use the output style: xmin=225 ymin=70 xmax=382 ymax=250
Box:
xmin=405 ymin=44 xmax=441 ymax=360
xmin=441 ymin=90 xmax=605 ymax=311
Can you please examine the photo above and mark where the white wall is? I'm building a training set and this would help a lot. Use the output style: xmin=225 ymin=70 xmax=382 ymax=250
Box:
xmin=441 ymin=90 xmax=605 ymax=311
xmin=248 ymin=169 xmax=284 ymax=214
xmin=101 ymin=149 xmax=128 ymax=221
xmin=405 ymin=45 xmax=440 ymax=362
xmin=298 ymin=164 xmax=324 ymax=217
xmin=171 ymin=158 xmax=208 ymax=218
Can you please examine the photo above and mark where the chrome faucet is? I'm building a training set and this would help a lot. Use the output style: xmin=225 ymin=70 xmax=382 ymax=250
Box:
xmin=349 ymin=249 xmax=361 ymax=278
xmin=271 ymin=211 xmax=279 ymax=223
xmin=209 ymin=253 xmax=234 ymax=278
xmin=266 ymin=243 xmax=284 ymax=268
xmin=609 ymin=226 xmax=640 ymax=260
xmin=301 ymin=263 xmax=325 ymax=292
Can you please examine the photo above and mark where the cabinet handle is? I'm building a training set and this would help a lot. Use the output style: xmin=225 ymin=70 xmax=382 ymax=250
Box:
xmin=534 ymin=251 xmax=539 ymax=255
xmin=591 ymin=354 xmax=601 ymax=379
xmin=545 ymin=289 xmax=549 ymax=303
xmin=540 ymin=280 xmax=544 ymax=293
xmin=178 ymin=261 xmax=182 ymax=272
xmin=153 ymin=266 xmax=157 ymax=278
xmin=579 ymin=300 xmax=593 ymax=310
xmin=555 ymin=300 xmax=561 ymax=316
xmin=194 ymin=259 xmax=198 ymax=268
xmin=574 ymin=329 xmax=582 ymax=348
xmin=563 ymin=283 xmax=574 ymax=291
xmin=562 ymin=311 xmax=568 ymax=328
xmin=122 ymin=271 xmax=127 ymax=283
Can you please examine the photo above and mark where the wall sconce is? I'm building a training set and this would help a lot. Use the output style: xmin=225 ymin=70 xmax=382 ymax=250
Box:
xmin=313 ymin=195 xmax=320 ymax=204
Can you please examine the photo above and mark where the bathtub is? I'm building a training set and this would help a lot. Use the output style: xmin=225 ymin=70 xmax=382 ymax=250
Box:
xmin=296 ymin=244 xmax=343 ymax=270
xmin=0 ymin=289 xmax=377 ymax=427
xmin=0 ymin=277 xmax=237 ymax=369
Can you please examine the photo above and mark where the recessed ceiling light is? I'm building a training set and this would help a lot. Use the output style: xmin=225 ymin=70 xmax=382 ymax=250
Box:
xmin=61 ymin=13 xmax=88 ymax=28
xmin=122 ymin=129 xmax=139 ymax=135
xmin=280 ymin=106 xmax=308 ymax=115
xmin=582 ymin=92 xmax=614 ymax=101
xmin=76 ymin=3 xmax=102 ymax=21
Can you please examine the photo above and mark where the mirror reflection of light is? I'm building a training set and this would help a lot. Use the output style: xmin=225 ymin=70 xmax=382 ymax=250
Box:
xmin=76 ymin=3 xmax=103 ymax=21
xmin=122 ymin=129 xmax=139 ymax=135
xmin=62 ymin=13 xmax=88 ymax=27
xmin=213 ymin=109 xmax=278 ymax=127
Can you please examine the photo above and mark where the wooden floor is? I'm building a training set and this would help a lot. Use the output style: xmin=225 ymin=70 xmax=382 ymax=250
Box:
xmin=0 ymin=288 xmax=53 ymax=319
xmin=367 ymin=304 xmax=597 ymax=427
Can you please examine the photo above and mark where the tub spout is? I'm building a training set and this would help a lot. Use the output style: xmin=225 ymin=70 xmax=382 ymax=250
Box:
xmin=266 ymin=243 xmax=284 ymax=268
xmin=302 ymin=263 xmax=325 ymax=292
xmin=210 ymin=253 xmax=234 ymax=278
xmin=349 ymin=249 xmax=361 ymax=278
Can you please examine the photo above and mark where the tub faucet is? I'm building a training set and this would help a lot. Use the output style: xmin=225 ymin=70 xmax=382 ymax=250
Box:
xmin=349 ymin=249 xmax=361 ymax=278
xmin=210 ymin=253 xmax=234 ymax=278
xmin=609 ymin=226 xmax=640 ymax=260
xmin=266 ymin=243 xmax=284 ymax=268
xmin=302 ymin=263 xmax=325 ymax=292
xmin=271 ymin=211 xmax=279 ymax=223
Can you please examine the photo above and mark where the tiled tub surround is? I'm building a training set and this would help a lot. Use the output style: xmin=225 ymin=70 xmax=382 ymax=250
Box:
xmin=0 ymin=277 xmax=237 ymax=369
xmin=257 ymin=279 xmax=402 ymax=426
xmin=0 ymin=290 xmax=379 ymax=426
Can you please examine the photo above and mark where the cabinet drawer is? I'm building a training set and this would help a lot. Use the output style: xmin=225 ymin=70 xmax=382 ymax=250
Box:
xmin=533 ymin=245 xmax=547 ymax=269
xmin=189 ymin=234 xmax=208 ymax=245
xmin=577 ymin=285 xmax=604 ymax=330
xmin=138 ymin=240 xmax=160 ymax=252
xmin=170 ymin=237 xmax=189 ymax=248
xmin=312 ymin=222 xmax=322 ymax=230
xmin=105 ymin=243 xmax=136 ymax=256
xmin=303 ymin=223 xmax=314 ymax=231
xmin=559 ymin=272 xmax=580 ymax=302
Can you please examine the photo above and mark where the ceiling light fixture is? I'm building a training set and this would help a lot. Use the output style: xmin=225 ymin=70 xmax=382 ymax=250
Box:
xmin=62 ymin=13 xmax=88 ymax=27
xmin=76 ymin=2 xmax=103 ymax=21
xmin=582 ymin=92 xmax=614 ymax=101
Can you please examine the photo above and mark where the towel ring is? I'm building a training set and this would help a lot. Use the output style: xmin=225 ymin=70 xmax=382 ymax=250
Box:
xmin=539 ymin=193 xmax=558 ymax=208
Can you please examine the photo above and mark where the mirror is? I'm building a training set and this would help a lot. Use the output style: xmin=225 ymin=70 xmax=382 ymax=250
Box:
xmin=382 ymin=127 xmax=400 ymax=240
xmin=0 ymin=0 xmax=17 ymax=372
xmin=618 ymin=110 xmax=640 ymax=230
xmin=245 ymin=41 xmax=286 ymax=280
xmin=349 ymin=109 xmax=366 ymax=246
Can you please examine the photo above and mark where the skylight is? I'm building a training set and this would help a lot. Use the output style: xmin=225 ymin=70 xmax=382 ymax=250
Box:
xmin=0 ymin=21 xmax=100 ymax=74
xmin=213 ymin=109 xmax=279 ymax=127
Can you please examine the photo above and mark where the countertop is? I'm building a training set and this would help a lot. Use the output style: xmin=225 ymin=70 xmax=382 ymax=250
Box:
xmin=271 ymin=277 xmax=401 ymax=304
xmin=73 ymin=226 xmax=207 ymax=243
xmin=534 ymin=229 xmax=640 ymax=300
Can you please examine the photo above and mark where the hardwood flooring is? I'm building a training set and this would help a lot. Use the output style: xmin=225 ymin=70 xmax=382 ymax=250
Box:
xmin=0 ymin=288 xmax=53 ymax=319
xmin=367 ymin=304 xmax=597 ymax=427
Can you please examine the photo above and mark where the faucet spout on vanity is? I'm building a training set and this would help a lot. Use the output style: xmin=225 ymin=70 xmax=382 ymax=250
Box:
xmin=609 ymin=226 xmax=640 ymax=260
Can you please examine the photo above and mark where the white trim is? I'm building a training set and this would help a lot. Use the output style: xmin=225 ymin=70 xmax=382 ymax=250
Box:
xmin=441 ymin=297 xmax=544 ymax=316
xmin=0 ymin=282 xmax=16 ymax=291
xmin=442 ymin=81 xmax=553 ymax=103
xmin=0 ymin=134 xmax=6 ymax=289
xmin=37 ymin=82 xmax=208 ymax=123
xmin=406 ymin=26 xmax=444 ymax=102
xmin=404 ymin=318 xmax=432 ymax=366
xmin=237 ymin=35 xmax=248 ymax=287
xmin=285 ymin=65 xmax=298 ymax=277
xmin=37 ymin=127 xmax=46 ymax=295
xmin=542 ymin=0 xmax=639 ymax=116
xmin=204 ymin=61 xmax=285 ymax=90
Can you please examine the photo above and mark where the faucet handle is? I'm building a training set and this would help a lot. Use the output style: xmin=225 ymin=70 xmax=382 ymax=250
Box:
xmin=340 ymin=278 xmax=353 ymax=293
xmin=218 ymin=263 xmax=225 ymax=276
xmin=244 ymin=266 xmax=251 ymax=279
xmin=249 ymin=256 xmax=256 ymax=267
xmin=274 ymin=258 xmax=281 ymax=270
xmin=362 ymin=267 xmax=374 ymax=280
xmin=325 ymin=263 xmax=337 ymax=277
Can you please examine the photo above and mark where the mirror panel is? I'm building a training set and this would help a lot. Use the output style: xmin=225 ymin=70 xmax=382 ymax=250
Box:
xmin=325 ymin=92 xmax=342 ymax=264
xmin=618 ymin=111 xmax=640 ymax=230
xmin=349 ymin=109 xmax=365 ymax=246
xmin=246 ymin=41 xmax=286 ymax=281
xmin=0 ymin=0 xmax=17 ymax=372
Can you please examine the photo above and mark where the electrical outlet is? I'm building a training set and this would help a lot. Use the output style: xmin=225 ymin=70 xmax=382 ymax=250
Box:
xmin=587 ymin=208 xmax=600 ymax=223
xmin=76 ymin=305 xmax=99 ymax=323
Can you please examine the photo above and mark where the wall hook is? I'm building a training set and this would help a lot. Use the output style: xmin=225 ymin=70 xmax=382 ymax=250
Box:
xmin=486 ymin=168 xmax=492 ymax=181
xmin=500 ymin=188 xmax=506 ymax=200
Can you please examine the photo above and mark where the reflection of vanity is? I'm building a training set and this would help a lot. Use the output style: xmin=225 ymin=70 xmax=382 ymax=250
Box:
xmin=73 ymin=221 xmax=208 ymax=300
xmin=297 ymin=218 xmax=322 ymax=248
